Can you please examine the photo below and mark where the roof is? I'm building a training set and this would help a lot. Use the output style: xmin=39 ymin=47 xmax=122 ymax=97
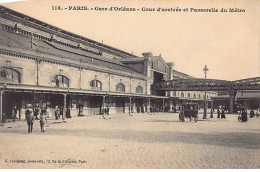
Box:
xmin=0 ymin=29 xmax=143 ymax=75
xmin=172 ymin=69 xmax=195 ymax=79
xmin=115 ymin=57 xmax=145 ymax=63
xmin=0 ymin=5 xmax=138 ymax=59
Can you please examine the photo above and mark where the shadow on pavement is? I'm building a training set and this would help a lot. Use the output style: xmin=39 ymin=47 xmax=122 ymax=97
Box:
xmin=1 ymin=127 xmax=259 ymax=150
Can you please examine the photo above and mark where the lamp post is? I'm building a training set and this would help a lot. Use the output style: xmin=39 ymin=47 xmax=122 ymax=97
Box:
xmin=203 ymin=65 xmax=208 ymax=119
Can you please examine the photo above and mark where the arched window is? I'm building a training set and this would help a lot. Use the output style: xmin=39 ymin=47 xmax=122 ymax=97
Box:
xmin=116 ymin=83 xmax=125 ymax=92
xmin=0 ymin=67 xmax=21 ymax=83
xmin=193 ymin=94 xmax=196 ymax=99
xmin=199 ymin=94 xmax=201 ymax=99
xmin=136 ymin=86 xmax=143 ymax=94
xmin=52 ymin=75 xmax=69 ymax=88
xmin=173 ymin=91 xmax=176 ymax=97
xmin=90 ymin=80 xmax=102 ymax=90
xmin=181 ymin=92 xmax=184 ymax=98
xmin=187 ymin=93 xmax=191 ymax=98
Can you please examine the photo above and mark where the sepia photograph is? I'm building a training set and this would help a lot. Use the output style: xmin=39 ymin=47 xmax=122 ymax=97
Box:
xmin=0 ymin=0 xmax=259 ymax=169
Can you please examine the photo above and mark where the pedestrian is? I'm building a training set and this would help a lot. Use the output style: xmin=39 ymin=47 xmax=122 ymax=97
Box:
xmin=39 ymin=111 xmax=47 ymax=132
xmin=66 ymin=107 xmax=71 ymax=118
xmin=217 ymin=108 xmax=220 ymax=118
xmin=55 ymin=105 xmax=59 ymax=120
xmin=60 ymin=106 xmax=64 ymax=120
xmin=141 ymin=106 xmax=144 ymax=113
xmin=179 ymin=109 xmax=184 ymax=122
xmin=34 ymin=106 xmax=40 ymax=120
xmin=106 ymin=107 xmax=109 ymax=116
xmin=25 ymin=107 xmax=30 ymax=121
xmin=242 ymin=110 xmax=248 ymax=122
xmin=13 ymin=105 xmax=18 ymax=120
xmin=250 ymin=109 xmax=255 ymax=118
xmin=221 ymin=109 xmax=226 ymax=119
xmin=137 ymin=106 xmax=140 ymax=113
xmin=26 ymin=111 xmax=34 ymax=133
xmin=41 ymin=107 xmax=47 ymax=116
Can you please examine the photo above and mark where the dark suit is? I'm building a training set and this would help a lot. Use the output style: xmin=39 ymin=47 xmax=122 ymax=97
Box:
xmin=26 ymin=113 xmax=34 ymax=133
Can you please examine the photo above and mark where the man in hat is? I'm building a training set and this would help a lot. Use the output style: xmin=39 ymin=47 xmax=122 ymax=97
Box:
xmin=26 ymin=111 xmax=34 ymax=133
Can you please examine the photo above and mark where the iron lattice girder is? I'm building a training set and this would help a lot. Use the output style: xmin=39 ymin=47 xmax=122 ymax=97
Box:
xmin=155 ymin=77 xmax=260 ymax=91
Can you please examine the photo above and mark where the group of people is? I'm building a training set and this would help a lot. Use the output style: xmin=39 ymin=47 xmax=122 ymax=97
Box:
xmin=239 ymin=109 xmax=248 ymax=122
xmin=25 ymin=107 xmax=47 ymax=133
xmin=249 ymin=109 xmax=260 ymax=118
xmin=217 ymin=108 xmax=226 ymax=119
xmin=239 ymin=108 xmax=260 ymax=122
xmin=55 ymin=105 xmax=71 ymax=120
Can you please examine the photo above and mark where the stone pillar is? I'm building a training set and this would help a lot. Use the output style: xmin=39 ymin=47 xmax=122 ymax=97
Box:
xmin=210 ymin=101 xmax=214 ymax=118
xmin=0 ymin=90 xmax=3 ymax=122
xmin=229 ymin=89 xmax=235 ymax=114
xmin=162 ymin=99 xmax=165 ymax=112
xmin=103 ymin=96 xmax=106 ymax=111
xmin=129 ymin=97 xmax=132 ymax=115
xmin=63 ymin=94 xmax=67 ymax=119
xmin=102 ymin=95 xmax=106 ymax=118
xmin=132 ymin=98 xmax=136 ymax=113
xmin=147 ymin=98 xmax=150 ymax=114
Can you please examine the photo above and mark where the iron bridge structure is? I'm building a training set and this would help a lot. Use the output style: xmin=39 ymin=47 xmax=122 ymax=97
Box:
xmin=155 ymin=77 xmax=260 ymax=113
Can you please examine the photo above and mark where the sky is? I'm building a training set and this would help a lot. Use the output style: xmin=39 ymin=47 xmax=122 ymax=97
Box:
xmin=1 ymin=0 xmax=259 ymax=81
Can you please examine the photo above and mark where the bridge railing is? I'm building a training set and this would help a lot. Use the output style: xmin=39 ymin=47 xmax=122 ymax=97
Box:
xmin=155 ymin=77 xmax=260 ymax=91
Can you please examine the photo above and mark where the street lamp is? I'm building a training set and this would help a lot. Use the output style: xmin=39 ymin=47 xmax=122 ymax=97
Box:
xmin=203 ymin=65 xmax=208 ymax=119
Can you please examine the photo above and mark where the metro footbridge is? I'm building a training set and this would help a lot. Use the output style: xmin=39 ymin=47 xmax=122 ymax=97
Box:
xmin=155 ymin=77 xmax=260 ymax=113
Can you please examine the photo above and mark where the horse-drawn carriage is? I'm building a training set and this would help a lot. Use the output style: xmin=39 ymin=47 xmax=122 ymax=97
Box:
xmin=179 ymin=103 xmax=198 ymax=122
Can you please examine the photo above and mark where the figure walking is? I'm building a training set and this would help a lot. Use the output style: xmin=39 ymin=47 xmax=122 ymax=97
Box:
xmin=40 ymin=111 xmax=47 ymax=132
xmin=25 ymin=107 xmax=30 ymax=121
xmin=221 ymin=108 xmax=226 ymax=119
xmin=26 ymin=111 xmax=34 ymax=133
xmin=55 ymin=105 xmax=59 ymax=120
xmin=34 ymin=106 xmax=40 ymax=120
xmin=13 ymin=105 xmax=18 ymax=120
xmin=217 ymin=108 xmax=220 ymax=118
xmin=66 ymin=107 xmax=71 ymax=118
xmin=60 ymin=106 xmax=64 ymax=120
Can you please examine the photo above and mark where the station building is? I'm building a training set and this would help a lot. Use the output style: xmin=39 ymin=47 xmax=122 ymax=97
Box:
xmin=0 ymin=6 xmax=173 ymax=120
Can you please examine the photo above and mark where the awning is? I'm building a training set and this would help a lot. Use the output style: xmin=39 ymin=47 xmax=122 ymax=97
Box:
xmin=0 ymin=83 xmax=168 ymax=99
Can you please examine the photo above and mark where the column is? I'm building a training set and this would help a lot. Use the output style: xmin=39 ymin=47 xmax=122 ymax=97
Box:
xmin=229 ymin=89 xmax=234 ymax=114
xmin=147 ymin=98 xmax=150 ymax=114
xmin=132 ymin=98 xmax=136 ymax=113
xmin=210 ymin=100 xmax=213 ymax=118
xmin=162 ymin=99 xmax=165 ymax=112
xmin=109 ymin=73 xmax=111 ymax=92
xmin=0 ymin=90 xmax=3 ymax=122
xmin=63 ymin=94 xmax=67 ymax=119
xmin=102 ymin=95 xmax=106 ymax=117
xmin=229 ymin=89 xmax=236 ymax=113
xmin=129 ymin=97 xmax=132 ymax=115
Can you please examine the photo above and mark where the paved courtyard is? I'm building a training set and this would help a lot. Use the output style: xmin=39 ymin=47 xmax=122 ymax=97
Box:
xmin=0 ymin=112 xmax=259 ymax=169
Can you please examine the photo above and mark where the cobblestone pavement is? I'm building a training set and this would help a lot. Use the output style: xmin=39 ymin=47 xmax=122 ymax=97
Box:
xmin=0 ymin=112 xmax=259 ymax=169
